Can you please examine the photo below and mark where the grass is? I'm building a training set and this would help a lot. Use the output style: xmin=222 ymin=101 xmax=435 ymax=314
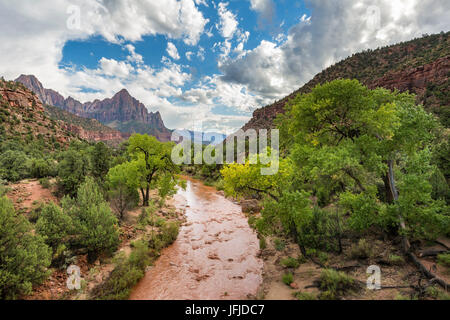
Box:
xmin=282 ymin=272 xmax=294 ymax=286
xmin=350 ymin=239 xmax=372 ymax=259
xmin=437 ymin=253 xmax=450 ymax=268
xmin=274 ymin=238 xmax=286 ymax=251
xmin=388 ymin=254 xmax=405 ymax=266
xmin=280 ymin=257 xmax=300 ymax=269
xmin=293 ymin=291 xmax=317 ymax=300
xmin=318 ymin=269 xmax=360 ymax=300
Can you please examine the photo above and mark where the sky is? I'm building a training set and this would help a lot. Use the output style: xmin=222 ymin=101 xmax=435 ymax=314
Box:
xmin=0 ymin=0 xmax=449 ymax=134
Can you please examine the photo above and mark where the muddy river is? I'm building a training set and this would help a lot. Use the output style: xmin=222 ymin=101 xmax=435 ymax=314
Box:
xmin=129 ymin=177 xmax=263 ymax=300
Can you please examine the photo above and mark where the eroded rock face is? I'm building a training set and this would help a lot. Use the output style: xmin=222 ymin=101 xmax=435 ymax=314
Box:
xmin=240 ymin=33 xmax=450 ymax=132
xmin=368 ymin=56 xmax=449 ymax=103
xmin=15 ymin=75 xmax=172 ymax=141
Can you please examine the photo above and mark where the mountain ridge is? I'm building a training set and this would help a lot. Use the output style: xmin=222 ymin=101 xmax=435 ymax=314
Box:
xmin=15 ymin=75 xmax=172 ymax=141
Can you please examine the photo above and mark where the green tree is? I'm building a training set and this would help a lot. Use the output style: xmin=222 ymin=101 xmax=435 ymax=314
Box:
xmin=107 ymin=162 xmax=140 ymax=220
xmin=0 ymin=197 xmax=51 ymax=299
xmin=36 ymin=202 xmax=72 ymax=249
xmin=222 ymin=79 xmax=449 ymax=255
xmin=0 ymin=150 xmax=32 ymax=182
xmin=63 ymin=177 xmax=120 ymax=261
xmin=157 ymin=173 xmax=180 ymax=207
xmin=127 ymin=134 xmax=178 ymax=206
xmin=57 ymin=148 xmax=91 ymax=196
xmin=91 ymin=142 xmax=111 ymax=184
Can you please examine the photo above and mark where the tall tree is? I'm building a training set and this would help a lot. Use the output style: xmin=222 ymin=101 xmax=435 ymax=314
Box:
xmin=127 ymin=134 xmax=178 ymax=206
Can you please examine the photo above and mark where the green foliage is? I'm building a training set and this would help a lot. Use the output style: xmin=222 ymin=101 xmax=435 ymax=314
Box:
xmin=388 ymin=254 xmax=405 ymax=266
xmin=293 ymin=291 xmax=317 ymax=300
xmin=126 ymin=134 xmax=178 ymax=206
xmin=259 ymin=236 xmax=267 ymax=250
xmin=57 ymin=146 xmax=91 ymax=196
xmin=437 ymin=253 xmax=450 ymax=268
xmin=38 ymin=177 xmax=51 ymax=189
xmin=36 ymin=202 xmax=72 ymax=249
xmin=280 ymin=257 xmax=300 ymax=269
xmin=157 ymin=173 xmax=178 ymax=207
xmin=349 ymin=239 xmax=373 ymax=259
xmin=63 ymin=177 xmax=119 ymax=261
xmin=273 ymin=238 xmax=286 ymax=251
xmin=318 ymin=269 xmax=359 ymax=300
xmin=91 ymin=142 xmax=111 ymax=183
xmin=0 ymin=150 xmax=32 ymax=181
xmin=282 ymin=272 xmax=294 ymax=286
xmin=107 ymin=162 xmax=140 ymax=220
xmin=93 ymin=240 xmax=150 ymax=300
xmin=31 ymin=158 xmax=56 ymax=179
xmin=0 ymin=196 xmax=51 ymax=299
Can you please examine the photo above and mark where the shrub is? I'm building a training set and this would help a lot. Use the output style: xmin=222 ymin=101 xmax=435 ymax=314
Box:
xmin=350 ymin=239 xmax=373 ymax=259
xmin=0 ymin=150 xmax=32 ymax=182
xmin=282 ymin=272 xmax=294 ymax=286
xmin=318 ymin=269 xmax=359 ymax=300
xmin=0 ymin=196 xmax=52 ymax=299
xmin=280 ymin=257 xmax=300 ymax=269
xmin=274 ymin=238 xmax=286 ymax=251
xmin=160 ymin=221 xmax=180 ymax=246
xmin=293 ymin=291 xmax=317 ymax=300
xmin=31 ymin=158 xmax=55 ymax=179
xmin=35 ymin=202 xmax=72 ymax=249
xmin=63 ymin=177 xmax=120 ymax=261
xmin=259 ymin=236 xmax=267 ymax=250
xmin=92 ymin=240 xmax=150 ymax=300
xmin=388 ymin=254 xmax=405 ymax=266
xmin=39 ymin=177 xmax=51 ymax=189
xmin=437 ymin=253 xmax=450 ymax=268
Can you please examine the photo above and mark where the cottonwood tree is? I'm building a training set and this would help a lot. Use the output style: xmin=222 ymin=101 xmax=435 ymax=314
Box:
xmin=126 ymin=134 xmax=178 ymax=207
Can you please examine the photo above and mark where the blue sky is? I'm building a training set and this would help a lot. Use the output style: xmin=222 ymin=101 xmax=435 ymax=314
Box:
xmin=1 ymin=0 xmax=449 ymax=133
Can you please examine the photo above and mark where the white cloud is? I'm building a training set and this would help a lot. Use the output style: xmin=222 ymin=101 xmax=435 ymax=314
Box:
xmin=166 ymin=42 xmax=180 ymax=60
xmin=248 ymin=0 xmax=275 ymax=23
xmin=216 ymin=2 xmax=239 ymax=39
xmin=220 ymin=0 xmax=450 ymax=102
xmin=185 ymin=51 xmax=194 ymax=61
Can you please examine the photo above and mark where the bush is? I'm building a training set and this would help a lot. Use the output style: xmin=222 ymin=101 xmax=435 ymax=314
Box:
xmin=318 ymin=269 xmax=360 ymax=300
xmin=437 ymin=253 xmax=450 ymax=268
xmin=259 ymin=236 xmax=267 ymax=250
xmin=388 ymin=254 xmax=405 ymax=266
xmin=0 ymin=196 xmax=51 ymax=299
xmin=282 ymin=272 xmax=294 ymax=286
xmin=39 ymin=177 xmax=51 ymax=189
xmin=293 ymin=291 xmax=317 ymax=300
xmin=274 ymin=238 xmax=286 ymax=251
xmin=0 ymin=150 xmax=32 ymax=182
xmin=93 ymin=240 xmax=150 ymax=300
xmin=280 ymin=257 xmax=300 ymax=269
xmin=31 ymin=158 xmax=55 ymax=179
xmin=35 ymin=202 xmax=72 ymax=249
xmin=350 ymin=239 xmax=373 ymax=259
xmin=160 ymin=221 xmax=179 ymax=246
xmin=63 ymin=177 xmax=120 ymax=261
xmin=57 ymin=148 xmax=91 ymax=196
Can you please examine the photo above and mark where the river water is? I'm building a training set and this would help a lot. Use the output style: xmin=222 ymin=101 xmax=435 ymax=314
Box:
xmin=129 ymin=177 xmax=263 ymax=300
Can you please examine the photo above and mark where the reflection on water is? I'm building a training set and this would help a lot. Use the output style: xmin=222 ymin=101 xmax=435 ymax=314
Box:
xmin=129 ymin=177 xmax=263 ymax=300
